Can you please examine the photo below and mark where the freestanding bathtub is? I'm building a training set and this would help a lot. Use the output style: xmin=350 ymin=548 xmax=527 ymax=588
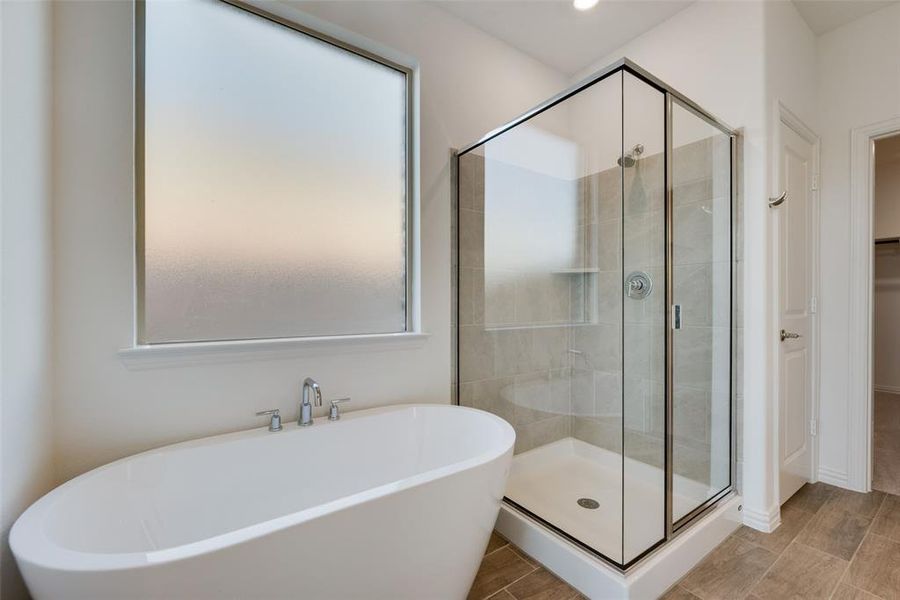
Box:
xmin=11 ymin=404 xmax=515 ymax=599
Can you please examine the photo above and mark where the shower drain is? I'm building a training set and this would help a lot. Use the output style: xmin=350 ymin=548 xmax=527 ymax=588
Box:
xmin=577 ymin=498 xmax=600 ymax=509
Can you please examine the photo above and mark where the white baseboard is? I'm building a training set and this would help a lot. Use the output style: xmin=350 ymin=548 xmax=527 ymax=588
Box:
xmin=818 ymin=466 xmax=850 ymax=488
xmin=741 ymin=503 xmax=780 ymax=533
xmin=874 ymin=385 xmax=900 ymax=395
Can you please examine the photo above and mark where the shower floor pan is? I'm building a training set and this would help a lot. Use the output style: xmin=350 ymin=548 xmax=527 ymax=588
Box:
xmin=498 ymin=437 xmax=742 ymax=598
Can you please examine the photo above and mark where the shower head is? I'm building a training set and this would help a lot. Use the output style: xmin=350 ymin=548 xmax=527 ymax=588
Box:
xmin=617 ymin=143 xmax=644 ymax=168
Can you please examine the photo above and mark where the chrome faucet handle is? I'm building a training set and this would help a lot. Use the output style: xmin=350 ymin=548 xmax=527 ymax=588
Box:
xmin=328 ymin=398 xmax=351 ymax=421
xmin=300 ymin=378 xmax=323 ymax=426
xmin=255 ymin=409 xmax=282 ymax=432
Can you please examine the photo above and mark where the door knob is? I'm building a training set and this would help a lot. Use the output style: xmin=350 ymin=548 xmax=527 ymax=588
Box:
xmin=780 ymin=329 xmax=801 ymax=342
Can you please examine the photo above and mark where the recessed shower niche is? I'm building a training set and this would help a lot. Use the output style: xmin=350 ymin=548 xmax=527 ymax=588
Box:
xmin=455 ymin=59 xmax=737 ymax=573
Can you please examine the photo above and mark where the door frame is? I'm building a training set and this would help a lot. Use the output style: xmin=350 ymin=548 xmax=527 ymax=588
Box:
xmin=848 ymin=116 xmax=900 ymax=492
xmin=771 ymin=102 xmax=821 ymax=501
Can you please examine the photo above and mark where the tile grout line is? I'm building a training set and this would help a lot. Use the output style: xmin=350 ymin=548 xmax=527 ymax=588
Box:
xmin=826 ymin=492 xmax=888 ymax=600
xmin=707 ymin=486 xmax=835 ymax=599
xmin=491 ymin=545 xmax=539 ymax=600
xmin=497 ymin=543 xmax=582 ymax=600
xmin=484 ymin=542 xmax=510 ymax=558
xmin=739 ymin=535 xmax=791 ymax=598
xmin=678 ymin=487 xmax=835 ymax=599
xmin=495 ymin=565 xmax=538 ymax=599
xmin=735 ymin=492 xmax=831 ymax=599
xmin=747 ymin=490 xmax=849 ymax=596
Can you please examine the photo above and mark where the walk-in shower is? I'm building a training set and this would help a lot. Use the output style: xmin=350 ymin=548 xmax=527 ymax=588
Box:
xmin=455 ymin=59 xmax=737 ymax=573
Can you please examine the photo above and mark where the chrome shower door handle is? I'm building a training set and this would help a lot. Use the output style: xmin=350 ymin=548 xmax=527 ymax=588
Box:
xmin=769 ymin=192 xmax=787 ymax=208
xmin=780 ymin=329 xmax=801 ymax=342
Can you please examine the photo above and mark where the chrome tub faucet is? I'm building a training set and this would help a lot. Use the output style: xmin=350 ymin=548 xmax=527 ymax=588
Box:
xmin=300 ymin=377 xmax=322 ymax=426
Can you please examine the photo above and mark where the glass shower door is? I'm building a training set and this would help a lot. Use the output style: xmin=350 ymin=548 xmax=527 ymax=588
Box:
xmin=670 ymin=98 xmax=733 ymax=526
xmin=458 ymin=70 xmax=629 ymax=566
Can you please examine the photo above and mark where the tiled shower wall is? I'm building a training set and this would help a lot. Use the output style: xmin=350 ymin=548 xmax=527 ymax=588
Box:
xmin=453 ymin=137 xmax=744 ymax=490
xmin=456 ymin=151 xmax=577 ymax=453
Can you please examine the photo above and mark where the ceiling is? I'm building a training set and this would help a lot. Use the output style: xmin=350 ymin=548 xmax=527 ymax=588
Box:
xmin=435 ymin=0 xmax=693 ymax=76
xmin=791 ymin=0 xmax=897 ymax=35
xmin=435 ymin=0 xmax=898 ymax=77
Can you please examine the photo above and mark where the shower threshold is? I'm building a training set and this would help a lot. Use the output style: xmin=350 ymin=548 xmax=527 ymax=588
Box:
xmin=497 ymin=438 xmax=742 ymax=598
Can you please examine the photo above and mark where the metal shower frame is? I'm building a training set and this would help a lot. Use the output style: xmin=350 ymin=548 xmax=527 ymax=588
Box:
xmin=454 ymin=58 xmax=741 ymax=572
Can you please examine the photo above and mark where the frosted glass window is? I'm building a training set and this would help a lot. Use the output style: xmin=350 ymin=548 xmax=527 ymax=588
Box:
xmin=140 ymin=0 xmax=409 ymax=343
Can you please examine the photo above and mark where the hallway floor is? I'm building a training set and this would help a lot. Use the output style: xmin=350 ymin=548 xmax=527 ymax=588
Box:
xmin=874 ymin=391 xmax=900 ymax=496
xmin=472 ymin=483 xmax=900 ymax=599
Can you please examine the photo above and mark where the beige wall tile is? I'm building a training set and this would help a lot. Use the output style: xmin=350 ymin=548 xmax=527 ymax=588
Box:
xmin=570 ymin=368 xmax=596 ymax=417
xmin=532 ymin=326 xmax=569 ymax=371
xmin=485 ymin=271 xmax=516 ymax=326
xmin=572 ymin=415 xmax=621 ymax=453
xmin=460 ymin=207 xmax=485 ymax=268
xmin=674 ymin=385 xmax=711 ymax=446
xmin=460 ymin=377 xmax=516 ymax=424
xmin=495 ymin=328 xmax=536 ymax=377
xmin=460 ymin=325 xmax=495 ymax=383
xmin=672 ymin=138 xmax=712 ymax=188
xmin=520 ymin=415 xmax=570 ymax=452
xmin=595 ymin=370 xmax=623 ymax=417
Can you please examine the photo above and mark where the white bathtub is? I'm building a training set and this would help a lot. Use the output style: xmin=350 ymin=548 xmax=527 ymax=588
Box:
xmin=11 ymin=404 xmax=515 ymax=599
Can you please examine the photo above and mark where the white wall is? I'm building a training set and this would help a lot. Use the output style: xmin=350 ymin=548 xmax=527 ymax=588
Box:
xmin=571 ymin=0 xmax=817 ymax=530
xmin=816 ymin=2 xmax=900 ymax=485
xmin=51 ymin=0 xmax=567 ymax=480
xmin=763 ymin=0 xmax=819 ymax=510
xmin=1 ymin=1 xmax=57 ymax=597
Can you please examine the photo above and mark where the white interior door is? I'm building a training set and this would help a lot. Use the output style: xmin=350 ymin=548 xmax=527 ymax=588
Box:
xmin=778 ymin=121 xmax=815 ymax=504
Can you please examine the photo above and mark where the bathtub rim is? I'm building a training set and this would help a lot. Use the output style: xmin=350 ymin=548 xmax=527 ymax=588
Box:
xmin=11 ymin=403 xmax=514 ymax=573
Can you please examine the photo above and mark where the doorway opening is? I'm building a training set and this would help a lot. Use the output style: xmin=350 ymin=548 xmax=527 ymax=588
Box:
xmin=871 ymin=133 xmax=900 ymax=495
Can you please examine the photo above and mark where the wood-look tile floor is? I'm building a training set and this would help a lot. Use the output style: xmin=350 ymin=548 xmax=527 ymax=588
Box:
xmin=874 ymin=392 xmax=900 ymax=496
xmin=468 ymin=531 xmax=585 ymax=600
xmin=664 ymin=483 xmax=900 ymax=600
xmin=473 ymin=483 xmax=900 ymax=599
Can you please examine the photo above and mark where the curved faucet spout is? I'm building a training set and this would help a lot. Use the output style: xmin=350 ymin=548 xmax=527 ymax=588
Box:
xmin=300 ymin=378 xmax=323 ymax=426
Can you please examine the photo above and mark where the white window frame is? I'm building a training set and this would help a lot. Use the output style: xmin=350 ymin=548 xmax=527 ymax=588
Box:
xmin=123 ymin=0 xmax=424 ymax=367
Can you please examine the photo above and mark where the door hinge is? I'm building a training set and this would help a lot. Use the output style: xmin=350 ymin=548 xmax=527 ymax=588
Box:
xmin=810 ymin=419 xmax=818 ymax=436
xmin=810 ymin=296 xmax=818 ymax=314
xmin=811 ymin=173 xmax=819 ymax=191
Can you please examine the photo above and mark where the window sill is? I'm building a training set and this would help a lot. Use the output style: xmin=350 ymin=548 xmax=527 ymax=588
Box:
xmin=118 ymin=332 xmax=430 ymax=370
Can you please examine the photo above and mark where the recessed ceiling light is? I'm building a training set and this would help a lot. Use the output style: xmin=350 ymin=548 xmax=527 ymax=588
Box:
xmin=573 ymin=0 xmax=599 ymax=11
